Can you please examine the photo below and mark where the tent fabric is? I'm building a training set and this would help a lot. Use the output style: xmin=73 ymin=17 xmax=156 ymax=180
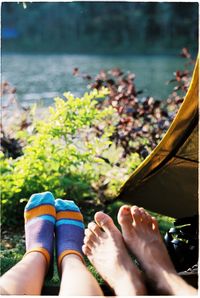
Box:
xmin=118 ymin=58 xmax=199 ymax=218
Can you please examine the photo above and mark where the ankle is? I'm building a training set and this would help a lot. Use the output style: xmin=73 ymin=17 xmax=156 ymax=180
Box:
xmin=61 ymin=253 xmax=84 ymax=272
xmin=112 ymin=268 xmax=146 ymax=296
xmin=24 ymin=248 xmax=50 ymax=269
xmin=113 ymin=273 xmax=146 ymax=296
xmin=24 ymin=251 xmax=48 ymax=274
xmin=154 ymin=270 xmax=183 ymax=295
xmin=24 ymin=251 xmax=46 ymax=263
xmin=159 ymin=271 xmax=197 ymax=295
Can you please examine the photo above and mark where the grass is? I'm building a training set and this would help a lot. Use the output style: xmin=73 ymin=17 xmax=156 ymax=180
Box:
xmin=0 ymin=200 xmax=174 ymax=287
xmin=0 ymin=232 xmax=104 ymax=287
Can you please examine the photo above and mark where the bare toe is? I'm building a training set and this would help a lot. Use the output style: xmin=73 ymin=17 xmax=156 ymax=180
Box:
xmin=117 ymin=205 xmax=133 ymax=233
xmin=139 ymin=208 xmax=155 ymax=227
xmin=88 ymin=221 xmax=103 ymax=237
xmin=82 ymin=244 xmax=91 ymax=256
xmin=94 ymin=211 xmax=119 ymax=235
xmin=152 ymin=216 xmax=159 ymax=231
xmin=84 ymin=228 xmax=97 ymax=242
xmin=146 ymin=212 xmax=153 ymax=225
xmin=117 ymin=205 xmax=132 ymax=224
xmin=139 ymin=207 xmax=150 ymax=225
xmin=131 ymin=205 xmax=142 ymax=225
xmin=83 ymin=237 xmax=94 ymax=250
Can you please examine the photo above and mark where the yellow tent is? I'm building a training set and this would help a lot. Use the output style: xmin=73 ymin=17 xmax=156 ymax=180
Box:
xmin=118 ymin=59 xmax=199 ymax=218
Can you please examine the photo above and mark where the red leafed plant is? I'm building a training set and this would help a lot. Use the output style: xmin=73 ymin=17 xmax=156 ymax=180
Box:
xmin=73 ymin=48 xmax=195 ymax=159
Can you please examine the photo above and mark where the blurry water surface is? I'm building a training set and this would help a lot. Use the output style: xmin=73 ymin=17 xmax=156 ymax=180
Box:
xmin=2 ymin=54 xmax=188 ymax=107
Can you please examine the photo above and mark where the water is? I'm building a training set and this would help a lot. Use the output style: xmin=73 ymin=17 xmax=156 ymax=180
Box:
xmin=2 ymin=54 xmax=188 ymax=107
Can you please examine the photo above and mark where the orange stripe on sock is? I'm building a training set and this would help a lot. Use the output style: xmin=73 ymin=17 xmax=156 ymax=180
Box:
xmin=56 ymin=211 xmax=83 ymax=221
xmin=24 ymin=247 xmax=51 ymax=268
xmin=58 ymin=250 xmax=84 ymax=271
xmin=25 ymin=205 xmax=56 ymax=222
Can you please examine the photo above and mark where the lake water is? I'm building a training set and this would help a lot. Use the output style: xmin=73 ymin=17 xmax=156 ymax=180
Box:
xmin=2 ymin=54 xmax=189 ymax=108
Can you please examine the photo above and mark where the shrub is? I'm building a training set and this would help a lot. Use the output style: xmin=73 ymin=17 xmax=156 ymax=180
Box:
xmin=1 ymin=88 xmax=141 ymax=227
xmin=73 ymin=49 xmax=195 ymax=159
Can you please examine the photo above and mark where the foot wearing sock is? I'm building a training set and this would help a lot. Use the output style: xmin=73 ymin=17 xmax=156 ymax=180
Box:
xmin=24 ymin=191 xmax=56 ymax=272
xmin=55 ymin=199 xmax=84 ymax=272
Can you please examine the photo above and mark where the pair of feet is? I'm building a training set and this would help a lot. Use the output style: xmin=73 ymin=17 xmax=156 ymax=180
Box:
xmin=24 ymin=192 xmax=196 ymax=295
xmin=24 ymin=192 xmax=84 ymax=273
xmin=82 ymin=206 xmax=197 ymax=296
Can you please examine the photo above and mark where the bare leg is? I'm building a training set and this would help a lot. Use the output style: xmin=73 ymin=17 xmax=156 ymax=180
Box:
xmin=0 ymin=192 xmax=56 ymax=295
xmin=59 ymin=254 xmax=104 ymax=296
xmin=118 ymin=205 xmax=198 ymax=296
xmin=0 ymin=252 xmax=46 ymax=295
xmin=82 ymin=211 xmax=147 ymax=296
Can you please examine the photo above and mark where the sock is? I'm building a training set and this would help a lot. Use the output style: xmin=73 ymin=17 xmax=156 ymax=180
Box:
xmin=55 ymin=199 xmax=84 ymax=271
xmin=24 ymin=191 xmax=56 ymax=272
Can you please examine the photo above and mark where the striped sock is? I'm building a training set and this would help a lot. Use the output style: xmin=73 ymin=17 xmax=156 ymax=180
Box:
xmin=24 ymin=191 xmax=56 ymax=272
xmin=55 ymin=199 xmax=84 ymax=271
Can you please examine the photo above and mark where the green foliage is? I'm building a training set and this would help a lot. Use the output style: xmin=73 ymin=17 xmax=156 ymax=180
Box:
xmin=1 ymin=88 xmax=142 ymax=227
xmin=0 ymin=232 xmax=25 ymax=275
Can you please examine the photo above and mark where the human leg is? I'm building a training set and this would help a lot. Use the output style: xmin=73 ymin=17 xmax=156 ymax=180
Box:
xmin=0 ymin=252 xmax=46 ymax=295
xmin=55 ymin=199 xmax=103 ymax=296
xmin=118 ymin=205 xmax=197 ymax=295
xmin=0 ymin=192 xmax=56 ymax=295
xmin=82 ymin=211 xmax=147 ymax=296
xmin=59 ymin=254 xmax=103 ymax=296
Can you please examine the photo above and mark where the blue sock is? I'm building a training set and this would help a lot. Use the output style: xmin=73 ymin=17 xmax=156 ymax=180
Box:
xmin=55 ymin=199 xmax=84 ymax=271
xmin=24 ymin=191 xmax=56 ymax=275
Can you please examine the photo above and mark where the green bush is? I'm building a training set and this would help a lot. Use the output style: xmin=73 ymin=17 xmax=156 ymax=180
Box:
xmin=1 ymin=88 xmax=142 ymax=227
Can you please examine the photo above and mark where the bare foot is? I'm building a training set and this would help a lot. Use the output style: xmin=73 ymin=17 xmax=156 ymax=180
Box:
xmin=118 ymin=205 xmax=197 ymax=295
xmin=82 ymin=211 xmax=147 ymax=296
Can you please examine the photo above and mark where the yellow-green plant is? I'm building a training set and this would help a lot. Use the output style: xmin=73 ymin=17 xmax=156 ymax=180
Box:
xmin=1 ymin=88 xmax=142 ymax=227
xmin=1 ymin=89 xmax=111 ymax=223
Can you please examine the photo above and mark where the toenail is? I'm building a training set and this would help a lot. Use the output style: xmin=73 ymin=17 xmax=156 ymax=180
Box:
xmin=83 ymin=237 xmax=88 ymax=244
xmin=88 ymin=221 xmax=97 ymax=229
xmin=123 ymin=207 xmax=130 ymax=213
xmin=98 ymin=216 xmax=109 ymax=227
xmin=95 ymin=212 xmax=108 ymax=226
xmin=98 ymin=220 xmax=104 ymax=227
